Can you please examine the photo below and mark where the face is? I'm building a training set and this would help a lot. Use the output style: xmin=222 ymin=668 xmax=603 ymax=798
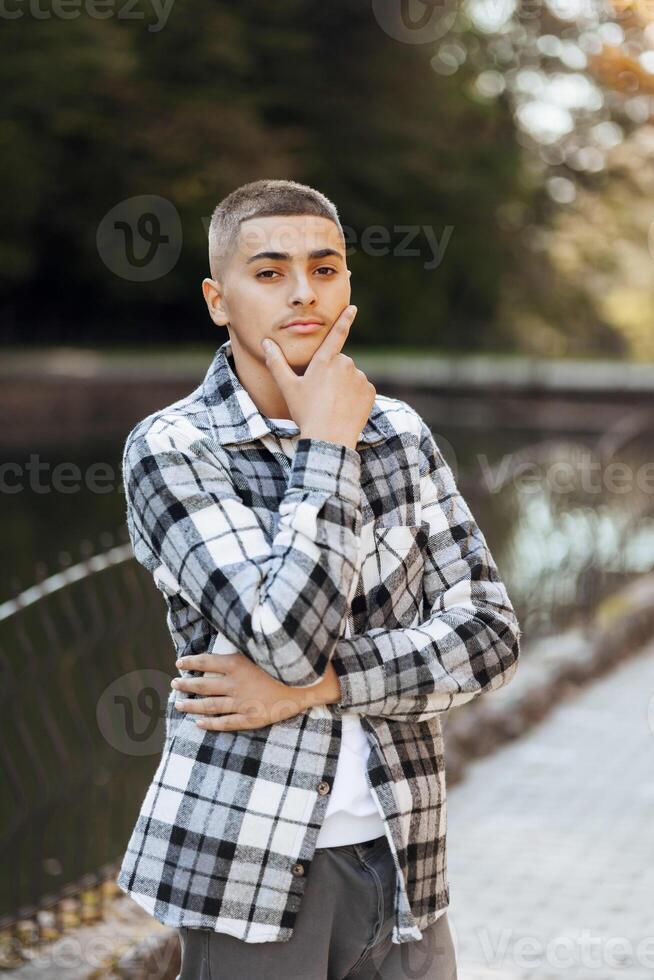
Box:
xmin=202 ymin=214 xmax=352 ymax=371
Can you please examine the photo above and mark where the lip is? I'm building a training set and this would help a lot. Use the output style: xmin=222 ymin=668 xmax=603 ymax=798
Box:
xmin=281 ymin=320 xmax=324 ymax=334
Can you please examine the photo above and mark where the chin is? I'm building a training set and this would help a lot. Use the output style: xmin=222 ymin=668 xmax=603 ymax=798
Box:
xmin=280 ymin=339 xmax=320 ymax=373
xmin=288 ymin=359 xmax=311 ymax=377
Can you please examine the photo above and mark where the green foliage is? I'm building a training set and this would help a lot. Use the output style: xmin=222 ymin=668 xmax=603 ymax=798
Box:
xmin=0 ymin=0 xmax=523 ymax=349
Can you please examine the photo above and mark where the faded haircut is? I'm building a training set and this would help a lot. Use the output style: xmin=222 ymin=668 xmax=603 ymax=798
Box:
xmin=208 ymin=178 xmax=344 ymax=280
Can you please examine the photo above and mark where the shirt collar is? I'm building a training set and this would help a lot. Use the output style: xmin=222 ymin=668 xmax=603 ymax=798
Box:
xmin=202 ymin=337 xmax=394 ymax=448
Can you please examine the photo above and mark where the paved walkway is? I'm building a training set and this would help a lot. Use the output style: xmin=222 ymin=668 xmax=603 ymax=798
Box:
xmin=446 ymin=641 xmax=654 ymax=980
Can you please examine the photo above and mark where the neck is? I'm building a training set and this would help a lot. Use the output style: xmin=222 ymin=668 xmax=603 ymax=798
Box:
xmin=227 ymin=334 xmax=293 ymax=421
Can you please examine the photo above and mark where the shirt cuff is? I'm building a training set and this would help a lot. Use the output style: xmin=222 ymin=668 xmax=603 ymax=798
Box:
xmin=287 ymin=439 xmax=362 ymax=506
xmin=328 ymin=639 xmax=387 ymax=716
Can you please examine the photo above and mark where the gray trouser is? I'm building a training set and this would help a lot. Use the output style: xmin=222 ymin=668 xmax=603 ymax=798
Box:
xmin=175 ymin=834 xmax=458 ymax=979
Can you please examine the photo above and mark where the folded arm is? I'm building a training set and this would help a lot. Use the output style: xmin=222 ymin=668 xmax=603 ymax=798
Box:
xmin=324 ymin=417 xmax=521 ymax=723
xmin=122 ymin=422 xmax=364 ymax=687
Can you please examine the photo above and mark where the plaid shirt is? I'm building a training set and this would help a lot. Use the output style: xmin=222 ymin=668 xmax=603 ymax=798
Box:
xmin=116 ymin=337 xmax=521 ymax=944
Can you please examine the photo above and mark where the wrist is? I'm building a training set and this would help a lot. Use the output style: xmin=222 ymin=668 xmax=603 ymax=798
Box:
xmin=289 ymin=439 xmax=362 ymax=505
xmin=296 ymin=663 xmax=342 ymax=711
xmin=311 ymin=662 xmax=342 ymax=707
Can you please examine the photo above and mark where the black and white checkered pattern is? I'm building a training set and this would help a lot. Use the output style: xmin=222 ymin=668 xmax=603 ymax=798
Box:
xmin=116 ymin=337 xmax=521 ymax=944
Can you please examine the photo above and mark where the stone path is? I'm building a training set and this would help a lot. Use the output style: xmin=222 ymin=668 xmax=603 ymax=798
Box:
xmin=445 ymin=640 xmax=654 ymax=979
xmin=2 ymin=896 xmax=173 ymax=979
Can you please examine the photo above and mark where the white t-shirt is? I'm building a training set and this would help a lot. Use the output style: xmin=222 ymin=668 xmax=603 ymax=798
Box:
xmin=269 ymin=418 xmax=385 ymax=847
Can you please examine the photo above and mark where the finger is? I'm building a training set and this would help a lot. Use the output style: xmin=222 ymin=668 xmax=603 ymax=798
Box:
xmin=196 ymin=713 xmax=256 ymax=731
xmin=172 ymin=675 xmax=229 ymax=694
xmin=175 ymin=695 xmax=234 ymax=714
xmin=175 ymin=654 xmax=234 ymax=671
xmin=314 ymin=304 xmax=357 ymax=361
xmin=260 ymin=337 xmax=300 ymax=394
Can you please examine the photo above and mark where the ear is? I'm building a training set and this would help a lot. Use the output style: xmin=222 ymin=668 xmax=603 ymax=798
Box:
xmin=202 ymin=277 xmax=230 ymax=326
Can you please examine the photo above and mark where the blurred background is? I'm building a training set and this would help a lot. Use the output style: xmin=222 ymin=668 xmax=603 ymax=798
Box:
xmin=2 ymin=1 xmax=654 ymax=976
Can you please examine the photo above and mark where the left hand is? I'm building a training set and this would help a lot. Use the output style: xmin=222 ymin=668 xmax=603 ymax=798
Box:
xmin=171 ymin=652 xmax=315 ymax=731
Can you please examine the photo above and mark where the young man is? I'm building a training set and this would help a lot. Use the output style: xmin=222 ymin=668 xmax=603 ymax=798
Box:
xmin=117 ymin=179 xmax=521 ymax=979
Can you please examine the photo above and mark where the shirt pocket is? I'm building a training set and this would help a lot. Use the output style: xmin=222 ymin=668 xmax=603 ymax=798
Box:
xmin=364 ymin=520 xmax=431 ymax=627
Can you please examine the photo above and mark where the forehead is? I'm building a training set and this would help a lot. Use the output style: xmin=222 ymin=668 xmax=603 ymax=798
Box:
xmin=235 ymin=214 xmax=343 ymax=263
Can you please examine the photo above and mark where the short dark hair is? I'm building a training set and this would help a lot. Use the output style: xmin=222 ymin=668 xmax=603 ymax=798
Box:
xmin=208 ymin=178 xmax=344 ymax=280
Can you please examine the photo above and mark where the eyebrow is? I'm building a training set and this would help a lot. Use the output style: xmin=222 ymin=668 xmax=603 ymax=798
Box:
xmin=245 ymin=248 xmax=344 ymax=265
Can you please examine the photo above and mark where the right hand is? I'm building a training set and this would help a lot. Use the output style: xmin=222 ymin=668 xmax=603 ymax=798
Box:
xmin=260 ymin=305 xmax=376 ymax=450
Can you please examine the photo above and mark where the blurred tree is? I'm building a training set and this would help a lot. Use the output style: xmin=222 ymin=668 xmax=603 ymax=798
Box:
xmin=458 ymin=0 xmax=654 ymax=359
xmin=0 ymin=0 xmax=524 ymax=351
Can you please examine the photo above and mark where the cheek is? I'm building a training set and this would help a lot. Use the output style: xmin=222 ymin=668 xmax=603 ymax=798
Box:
xmin=228 ymin=289 xmax=273 ymax=335
xmin=322 ymin=283 xmax=352 ymax=320
xmin=231 ymin=283 xmax=267 ymax=313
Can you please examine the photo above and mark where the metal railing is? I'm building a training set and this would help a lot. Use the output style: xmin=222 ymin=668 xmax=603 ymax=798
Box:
xmin=0 ymin=529 xmax=174 ymax=962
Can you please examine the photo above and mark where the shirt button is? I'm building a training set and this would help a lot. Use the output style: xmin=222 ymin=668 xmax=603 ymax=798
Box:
xmin=291 ymin=862 xmax=305 ymax=877
xmin=317 ymin=780 xmax=331 ymax=796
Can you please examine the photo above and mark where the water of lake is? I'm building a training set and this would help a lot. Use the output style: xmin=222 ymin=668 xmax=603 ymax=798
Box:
xmin=3 ymin=422 xmax=653 ymax=638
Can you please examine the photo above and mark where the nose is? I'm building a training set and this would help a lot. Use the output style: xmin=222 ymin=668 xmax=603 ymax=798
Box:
xmin=287 ymin=271 xmax=318 ymax=308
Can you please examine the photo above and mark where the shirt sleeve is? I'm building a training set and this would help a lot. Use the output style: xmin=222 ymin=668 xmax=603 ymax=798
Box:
xmin=327 ymin=417 xmax=521 ymax=723
xmin=121 ymin=422 xmax=364 ymax=687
